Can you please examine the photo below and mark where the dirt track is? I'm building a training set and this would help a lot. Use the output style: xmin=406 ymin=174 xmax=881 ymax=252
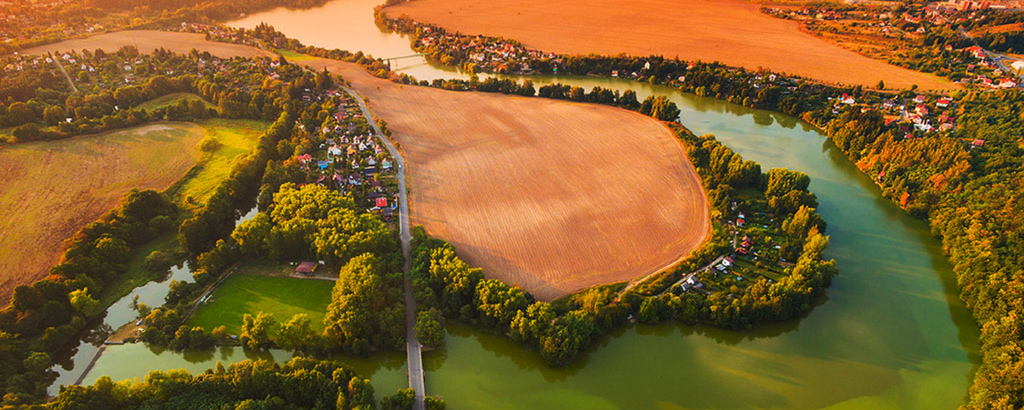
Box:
xmin=0 ymin=123 xmax=204 ymax=303
xmin=383 ymin=0 xmax=955 ymax=91
xmin=22 ymin=30 xmax=275 ymax=58
xmin=301 ymin=57 xmax=710 ymax=300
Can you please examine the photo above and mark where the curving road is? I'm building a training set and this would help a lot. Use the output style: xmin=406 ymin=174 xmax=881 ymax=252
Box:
xmin=341 ymin=86 xmax=424 ymax=410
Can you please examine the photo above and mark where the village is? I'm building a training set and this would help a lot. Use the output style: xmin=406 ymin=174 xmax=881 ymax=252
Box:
xmin=665 ymin=199 xmax=795 ymax=300
xmin=293 ymin=87 xmax=400 ymax=221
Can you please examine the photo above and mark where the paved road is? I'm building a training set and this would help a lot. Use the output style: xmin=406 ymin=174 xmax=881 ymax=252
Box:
xmin=342 ymin=86 xmax=424 ymax=410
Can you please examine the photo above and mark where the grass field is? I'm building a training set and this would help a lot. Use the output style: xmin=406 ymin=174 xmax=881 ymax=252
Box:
xmin=298 ymin=56 xmax=710 ymax=301
xmin=187 ymin=272 xmax=335 ymax=335
xmin=136 ymin=92 xmax=215 ymax=112
xmin=21 ymin=30 xmax=275 ymax=58
xmin=0 ymin=119 xmax=266 ymax=304
xmin=383 ymin=0 xmax=955 ymax=91
xmin=169 ymin=118 xmax=269 ymax=207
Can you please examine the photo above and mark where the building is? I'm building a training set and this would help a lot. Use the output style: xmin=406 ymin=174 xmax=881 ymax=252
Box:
xmin=296 ymin=261 xmax=318 ymax=276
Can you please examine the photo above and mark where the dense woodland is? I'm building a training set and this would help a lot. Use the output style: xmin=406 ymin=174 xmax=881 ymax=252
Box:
xmin=822 ymin=91 xmax=1024 ymax=409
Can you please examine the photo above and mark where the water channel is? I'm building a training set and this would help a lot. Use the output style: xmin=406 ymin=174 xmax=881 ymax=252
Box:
xmin=51 ymin=1 xmax=981 ymax=408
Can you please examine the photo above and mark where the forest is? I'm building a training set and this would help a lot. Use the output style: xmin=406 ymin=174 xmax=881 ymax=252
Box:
xmin=823 ymin=91 xmax=1024 ymax=409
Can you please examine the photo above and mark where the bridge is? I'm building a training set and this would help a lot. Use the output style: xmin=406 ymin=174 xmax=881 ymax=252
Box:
xmin=383 ymin=53 xmax=427 ymax=68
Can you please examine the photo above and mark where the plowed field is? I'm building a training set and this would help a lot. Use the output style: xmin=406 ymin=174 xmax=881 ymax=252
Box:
xmin=382 ymin=0 xmax=955 ymax=91
xmin=301 ymin=57 xmax=710 ymax=300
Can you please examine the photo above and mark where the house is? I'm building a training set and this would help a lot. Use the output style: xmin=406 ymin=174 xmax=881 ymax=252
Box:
xmin=839 ymin=93 xmax=856 ymax=104
xmin=723 ymin=257 xmax=735 ymax=267
xmin=999 ymin=78 xmax=1018 ymax=88
xmin=317 ymin=160 xmax=330 ymax=170
xmin=936 ymin=97 xmax=951 ymax=108
xmin=296 ymin=154 xmax=312 ymax=163
xmin=295 ymin=261 xmax=318 ymax=276
xmin=328 ymin=147 xmax=342 ymax=156
xmin=913 ymin=95 xmax=926 ymax=104
xmin=971 ymin=139 xmax=985 ymax=148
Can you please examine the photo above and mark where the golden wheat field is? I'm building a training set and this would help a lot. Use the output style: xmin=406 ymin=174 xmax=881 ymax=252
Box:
xmin=301 ymin=57 xmax=710 ymax=300
xmin=383 ymin=0 xmax=955 ymax=91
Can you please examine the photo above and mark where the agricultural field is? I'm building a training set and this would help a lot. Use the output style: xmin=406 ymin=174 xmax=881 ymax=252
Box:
xmin=186 ymin=272 xmax=335 ymax=335
xmin=21 ymin=30 xmax=275 ymax=58
xmin=382 ymin=0 xmax=955 ymax=91
xmin=0 ymin=119 xmax=265 ymax=304
xmin=298 ymin=56 xmax=710 ymax=301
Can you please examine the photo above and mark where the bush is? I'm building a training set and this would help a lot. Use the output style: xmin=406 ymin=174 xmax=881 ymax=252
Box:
xmin=144 ymin=250 xmax=173 ymax=272
xmin=198 ymin=136 xmax=221 ymax=152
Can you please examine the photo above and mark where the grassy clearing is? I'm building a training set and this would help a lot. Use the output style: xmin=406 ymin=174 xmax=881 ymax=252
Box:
xmin=136 ymin=93 xmax=215 ymax=112
xmin=275 ymin=49 xmax=314 ymax=61
xmin=168 ymin=118 xmax=269 ymax=208
xmin=187 ymin=272 xmax=335 ymax=335
xmin=101 ymin=118 xmax=268 ymax=305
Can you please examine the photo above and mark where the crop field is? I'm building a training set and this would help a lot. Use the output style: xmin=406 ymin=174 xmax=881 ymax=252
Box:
xmin=300 ymin=56 xmax=710 ymax=300
xmin=383 ymin=0 xmax=955 ymax=91
xmin=21 ymin=30 xmax=275 ymax=58
xmin=0 ymin=119 xmax=265 ymax=304
xmin=187 ymin=272 xmax=335 ymax=335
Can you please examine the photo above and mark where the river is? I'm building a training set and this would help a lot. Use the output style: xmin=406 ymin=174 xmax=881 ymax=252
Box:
xmin=54 ymin=1 xmax=980 ymax=408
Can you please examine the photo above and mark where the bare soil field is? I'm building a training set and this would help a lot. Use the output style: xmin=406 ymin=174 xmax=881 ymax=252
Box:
xmin=383 ymin=0 xmax=955 ymax=91
xmin=300 ymin=57 xmax=710 ymax=300
xmin=0 ymin=123 xmax=204 ymax=303
xmin=21 ymin=30 xmax=274 ymax=58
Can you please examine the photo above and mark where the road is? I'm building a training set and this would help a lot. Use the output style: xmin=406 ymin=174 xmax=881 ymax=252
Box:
xmin=658 ymin=255 xmax=725 ymax=296
xmin=52 ymin=58 xmax=79 ymax=93
xmin=342 ymin=86 xmax=424 ymax=410
xmin=959 ymin=27 xmax=1023 ymax=83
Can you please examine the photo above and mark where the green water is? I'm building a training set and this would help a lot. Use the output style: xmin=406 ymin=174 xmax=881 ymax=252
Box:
xmin=64 ymin=1 xmax=983 ymax=407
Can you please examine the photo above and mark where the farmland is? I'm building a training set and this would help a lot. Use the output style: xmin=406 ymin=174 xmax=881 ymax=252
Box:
xmin=382 ymin=0 xmax=955 ymax=91
xmin=187 ymin=272 xmax=335 ymax=335
xmin=18 ymin=31 xmax=712 ymax=300
xmin=298 ymin=56 xmax=710 ymax=301
xmin=21 ymin=30 xmax=275 ymax=58
xmin=0 ymin=119 xmax=265 ymax=303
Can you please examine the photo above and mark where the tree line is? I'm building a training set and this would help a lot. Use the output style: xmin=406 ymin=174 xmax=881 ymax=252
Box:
xmin=49 ymin=356 xmax=445 ymax=410
xmin=406 ymin=125 xmax=836 ymax=367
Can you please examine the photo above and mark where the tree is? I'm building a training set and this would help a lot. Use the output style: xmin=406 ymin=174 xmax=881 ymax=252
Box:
xmin=240 ymin=312 xmax=277 ymax=350
xmin=619 ymin=89 xmax=640 ymax=109
xmin=5 ymin=102 xmax=36 ymax=127
xmin=276 ymin=313 xmax=316 ymax=352
xmin=69 ymin=288 xmax=100 ymax=317
xmin=414 ymin=308 xmax=445 ymax=348
xmin=43 ymin=106 xmax=67 ymax=126
xmin=766 ymin=168 xmax=811 ymax=198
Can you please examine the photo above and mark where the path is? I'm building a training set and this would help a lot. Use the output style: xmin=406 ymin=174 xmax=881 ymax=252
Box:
xmin=341 ymin=86 xmax=424 ymax=410
xmin=52 ymin=58 xmax=79 ymax=93
xmin=658 ymin=255 xmax=726 ymax=297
